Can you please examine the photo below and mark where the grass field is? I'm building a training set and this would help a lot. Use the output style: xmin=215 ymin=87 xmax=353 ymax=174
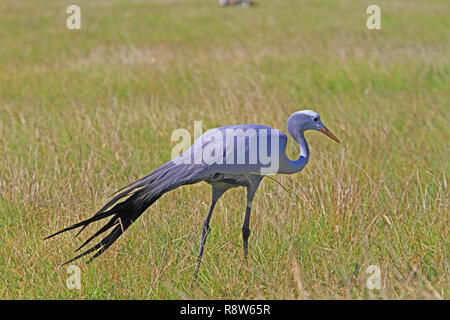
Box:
xmin=0 ymin=0 xmax=448 ymax=299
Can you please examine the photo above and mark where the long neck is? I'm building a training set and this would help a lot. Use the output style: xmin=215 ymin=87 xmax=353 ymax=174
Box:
xmin=296 ymin=131 xmax=309 ymax=159
xmin=282 ymin=128 xmax=309 ymax=174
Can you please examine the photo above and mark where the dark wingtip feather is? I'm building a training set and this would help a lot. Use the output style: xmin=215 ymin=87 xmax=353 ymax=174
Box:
xmin=75 ymin=217 xmax=117 ymax=252
xmin=63 ymin=225 xmax=123 ymax=266
xmin=61 ymin=241 xmax=105 ymax=266
xmin=44 ymin=210 xmax=118 ymax=241
xmin=74 ymin=225 xmax=88 ymax=238
xmin=44 ymin=224 xmax=82 ymax=240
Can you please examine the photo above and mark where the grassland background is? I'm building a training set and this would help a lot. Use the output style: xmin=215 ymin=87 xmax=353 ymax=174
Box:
xmin=0 ymin=0 xmax=448 ymax=299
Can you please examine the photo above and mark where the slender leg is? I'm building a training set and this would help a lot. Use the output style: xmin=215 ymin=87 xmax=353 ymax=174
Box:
xmin=192 ymin=186 xmax=227 ymax=283
xmin=242 ymin=206 xmax=251 ymax=260
xmin=242 ymin=176 xmax=262 ymax=260
xmin=193 ymin=201 xmax=215 ymax=281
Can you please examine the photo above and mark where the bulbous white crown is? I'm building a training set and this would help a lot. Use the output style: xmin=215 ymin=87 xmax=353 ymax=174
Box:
xmin=293 ymin=110 xmax=319 ymax=118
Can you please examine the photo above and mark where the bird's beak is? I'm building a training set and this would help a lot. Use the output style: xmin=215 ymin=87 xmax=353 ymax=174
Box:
xmin=319 ymin=126 xmax=340 ymax=143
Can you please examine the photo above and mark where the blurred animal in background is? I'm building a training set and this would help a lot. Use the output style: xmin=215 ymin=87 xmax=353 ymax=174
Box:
xmin=219 ymin=0 xmax=253 ymax=8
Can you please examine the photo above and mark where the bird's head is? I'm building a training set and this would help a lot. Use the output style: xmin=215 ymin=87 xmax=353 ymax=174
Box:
xmin=287 ymin=110 xmax=340 ymax=143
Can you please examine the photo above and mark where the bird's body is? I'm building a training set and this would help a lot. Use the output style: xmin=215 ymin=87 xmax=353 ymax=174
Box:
xmin=46 ymin=110 xmax=339 ymax=280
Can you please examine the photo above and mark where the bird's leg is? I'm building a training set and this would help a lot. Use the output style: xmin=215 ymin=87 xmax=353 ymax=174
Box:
xmin=192 ymin=187 xmax=227 ymax=284
xmin=193 ymin=200 xmax=216 ymax=281
xmin=241 ymin=177 xmax=262 ymax=261
xmin=242 ymin=205 xmax=251 ymax=261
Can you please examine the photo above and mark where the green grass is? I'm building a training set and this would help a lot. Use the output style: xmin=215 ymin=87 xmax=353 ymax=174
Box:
xmin=0 ymin=0 xmax=448 ymax=299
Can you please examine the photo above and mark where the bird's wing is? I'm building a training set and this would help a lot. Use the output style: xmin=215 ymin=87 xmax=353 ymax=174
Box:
xmin=177 ymin=124 xmax=288 ymax=176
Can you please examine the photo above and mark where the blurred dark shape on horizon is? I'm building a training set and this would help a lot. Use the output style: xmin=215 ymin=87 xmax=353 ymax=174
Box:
xmin=219 ymin=0 xmax=254 ymax=8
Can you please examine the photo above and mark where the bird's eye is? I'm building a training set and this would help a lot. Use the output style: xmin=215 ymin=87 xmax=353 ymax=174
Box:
xmin=313 ymin=117 xmax=319 ymax=122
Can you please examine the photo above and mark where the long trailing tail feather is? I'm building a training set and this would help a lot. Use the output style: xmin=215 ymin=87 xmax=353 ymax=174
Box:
xmin=45 ymin=160 xmax=203 ymax=265
xmin=74 ymin=215 xmax=117 ymax=252
xmin=67 ymin=162 xmax=176 ymax=239
xmin=43 ymin=210 xmax=116 ymax=240
xmin=61 ymin=192 xmax=161 ymax=266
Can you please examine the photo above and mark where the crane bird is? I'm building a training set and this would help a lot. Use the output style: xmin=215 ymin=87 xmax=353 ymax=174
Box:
xmin=45 ymin=110 xmax=339 ymax=280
